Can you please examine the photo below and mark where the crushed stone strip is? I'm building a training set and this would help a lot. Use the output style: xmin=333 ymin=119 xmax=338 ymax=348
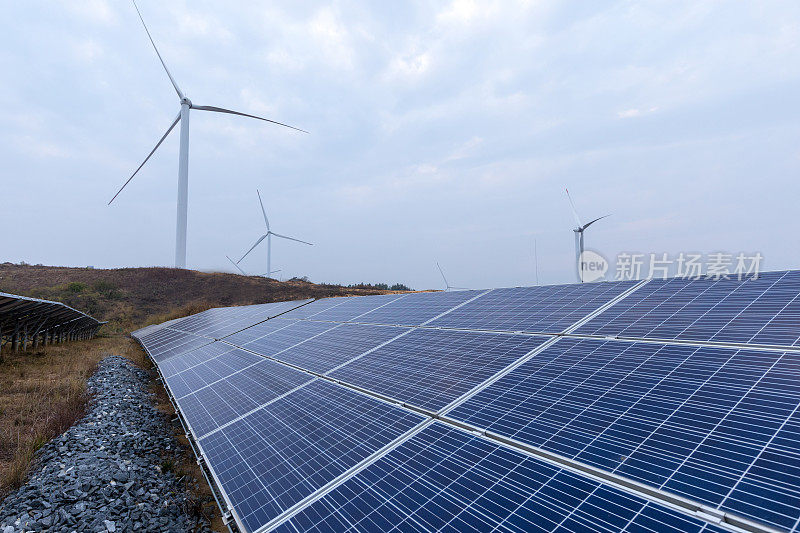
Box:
xmin=0 ymin=355 xmax=212 ymax=533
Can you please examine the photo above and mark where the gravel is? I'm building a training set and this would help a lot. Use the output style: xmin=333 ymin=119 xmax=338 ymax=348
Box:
xmin=0 ymin=356 xmax=213 ymax=533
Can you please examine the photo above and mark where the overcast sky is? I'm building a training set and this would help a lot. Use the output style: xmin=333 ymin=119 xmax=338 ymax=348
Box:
xmin=2 ymin=0 xmax=799 ymax=289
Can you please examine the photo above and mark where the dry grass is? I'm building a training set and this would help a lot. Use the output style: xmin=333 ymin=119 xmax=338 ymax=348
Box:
xmin=0 ymin=334 xmax=146 ymax=498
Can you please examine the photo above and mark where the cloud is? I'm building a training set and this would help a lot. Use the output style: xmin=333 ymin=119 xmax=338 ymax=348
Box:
xmin=617 ymin=106 xmax=659 ymax=119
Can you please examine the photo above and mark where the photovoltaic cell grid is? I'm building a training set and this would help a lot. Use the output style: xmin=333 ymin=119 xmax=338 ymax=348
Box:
xmin=178 ymin=357 xmax=315 ymax=437
xmin=166 ymin=299 xmax=313 ymax=339
xmin=273 ymin=323 xmax=410 ymax=374
xmin=577 ymin=270 xmax=800 ymax=347
xmin=197 ymin=380 xmax=424 ymax=533
xmin=448 ymin=337 xmax=800 ymax=531
xmin=289 ymin=293 xmax=404 ymax=323
xmin=329 ymin=328 xmax=548 ymax=412
xmin=157 ymin=341 xmax=236 ymax=378
xmin=138 ymin=327 xmax=212 ymax=362
xmin=275 ymin=423 xmax=726 ymax=533
xmin=350 ymin=289 xmax=485 ymax=326
xmin=163 ymin=346 xmax=264 ymax=400
xmin=428 ymin=280 xmax=638 ymax=334
xmin=236 ymin=321 xmax=339 ymax=359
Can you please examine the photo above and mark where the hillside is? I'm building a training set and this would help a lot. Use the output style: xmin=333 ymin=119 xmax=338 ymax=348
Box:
xmin=0 ymin=263 xmax=398 ymax=333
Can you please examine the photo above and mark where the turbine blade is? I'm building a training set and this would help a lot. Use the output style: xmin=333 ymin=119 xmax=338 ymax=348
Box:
xmin=192 ymin=105 xmax=309 ymax=134
xmin=132 ymin=0 xmax=184 ymax=99
xmin=269 ymin=232 xmax=313 ymax=246
xmin=238 ymin=234 xmax=268 ymax=263
xmin=108 ymin=112 xmax=181 ymax=205
xmin=582 ymin=214 xmax=611 ymax=230
xmin=226 ymin=255 xmax=247 ymax=275
xmin=436 ymin=262 xmax=449 ymax=289
xmin=565 ymin=188 xmax=583 ymax=228
xmin=256 ymin=189 xmax=270 ymax=231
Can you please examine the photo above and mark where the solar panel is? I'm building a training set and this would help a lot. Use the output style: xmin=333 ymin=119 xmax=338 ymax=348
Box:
xmin=273 ymin=422 xmax=725 ymax=533
xmin=427 ymin=281 xmax=638 ymax=334
xmin=136 ymin=274 xmax=800 ymax=533
xmin=177 ymin=358 xmax=315 ymax=437
xmin=223 ymin=318 xmax=299 ymax=346
xmin=197 ymin=380 xmax=425 ymax=532
xmin=350 ymin=289 xmax=485 ymax=326
xmin=237 ymin=320 xmax=339 ymax=358
xmin=329 ymin=329 xmax=547 ymax=412
xmin=166 ymin=299 xmax=313 ymax=338
xmin=157 ymin=341 xmax=236 ymax=378
xmin=272 ymin=323 xmax=410 ymax=374
xmin=447 ymin=337 xmax=800 ymax=531
xmin=576 ymin=271 xmax=800 ymax=347
xmin=288 ymin=294 xmax=405 ymax=323
xmin=163 ymin=346 xmax=265 ymax=400
xmin=138 ymin=327 xmax=213 ymax=362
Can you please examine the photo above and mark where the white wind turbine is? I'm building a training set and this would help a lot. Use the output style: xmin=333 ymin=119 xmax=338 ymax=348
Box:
xmin=565 ymin=188 xmax=610 ymax=283
xmin=436 ymin=262 xmax=469 ymax=291
xmin=225 ymin=254 xmax=281 ymax=278
xmin=236 ymin=190 xmax=312 ymax=279
xmin=108 ymin=0 xmax=307 ymax=269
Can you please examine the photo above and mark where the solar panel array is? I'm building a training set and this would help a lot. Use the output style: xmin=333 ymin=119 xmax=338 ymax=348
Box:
xmin=132 ymin=271 xmax=800 ymax=533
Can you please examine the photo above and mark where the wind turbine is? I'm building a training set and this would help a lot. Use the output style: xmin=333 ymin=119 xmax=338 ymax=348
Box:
xmin=436 ymin=262 xmax=469 ymax=291
xmin=108 ymin=0 xmax=307 ymax=269
xmin=237 ymin=190 xmax=312 ymax=279
xmin=565 ymin=188 xmax=610 ymax=283
xmin=226 ymin=255 xmax=247 ymax=276
xmin=226 ymin=255 xmax=281 ymax=278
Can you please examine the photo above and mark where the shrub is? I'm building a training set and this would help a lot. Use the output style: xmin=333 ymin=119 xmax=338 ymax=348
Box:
xmin=67 ymin=282 xmax=87 ymax=293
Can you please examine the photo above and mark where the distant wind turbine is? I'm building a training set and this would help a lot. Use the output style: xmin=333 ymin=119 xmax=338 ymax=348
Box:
xmin=565 ymin=188 xmax=610 ymax=283
xmin=226 ymin=255 xmax=281 ymax=278
xmin=436 ymin=262 xmax=469 ymax=291
xmin=226 ymin=255 xmax=247 ymax=276
xmin=237 ymin=190 xmax=312 ymax=279
xmin=108 ymin=0 xmax=308 ymax=269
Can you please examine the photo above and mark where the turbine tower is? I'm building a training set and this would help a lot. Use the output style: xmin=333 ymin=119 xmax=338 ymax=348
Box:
xmin=436 ymin=262 xmax=468 ymax=292
xmin=566 ymin=188 xmax=610 ymax=283
xmin=109 ymin=0 xmax=307 ymax=269
xmin=237 ymin=190 xmax=312 ymax=279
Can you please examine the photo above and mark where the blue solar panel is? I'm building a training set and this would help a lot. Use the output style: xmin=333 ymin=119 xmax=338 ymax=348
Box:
xmin=448 ymin=337 xmax=800 ymax=531
xmin=239 ymin=320 xmax=339 ymax=358
xmin=166 ymin=299 xmax=312 ymax=338
xmin=223 ymin=318 xmax=298 ymax=346
xmin=273 ymin=323 xmax=409 ymax=374
xmin=157 ymin=341 xmax=235 ymax=378
xmin=351 ymin=290 xmax=485 ymax=326
xmin=176 ymin=358 xmax=314 ymax=438
xmin=164 ymin=346 xmax=264 ymax=399
xmin=428 ymin=281 xmax=637 ymax=334
xmin=138 ymin=327 xmax=213 ymax=362
xmin=576 ymin=270 xmax=800 ymax=346
xmin=273 ymin=423 xmax=725 ymax=533
xmin=197 ymin=380 xmax=425 ymax=532
xmin=292 ymin=294 xmax=405 ymax=323
xmin=329 ymin=329 xmax=547 ymax=412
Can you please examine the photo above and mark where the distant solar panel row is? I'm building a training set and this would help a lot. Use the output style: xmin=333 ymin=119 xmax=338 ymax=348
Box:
xmin=577 ymin=270 xmax=800 ymax=347
xmin=131 ymin=270 xmax=800 ymax=533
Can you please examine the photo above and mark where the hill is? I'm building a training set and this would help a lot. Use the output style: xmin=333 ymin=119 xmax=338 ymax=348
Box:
xmin=0 ymin=263 xmax=399 ymax=333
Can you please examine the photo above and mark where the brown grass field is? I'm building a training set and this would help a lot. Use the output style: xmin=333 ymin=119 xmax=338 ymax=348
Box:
xmin=0 ymin=263 xmax=402 ymax=529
